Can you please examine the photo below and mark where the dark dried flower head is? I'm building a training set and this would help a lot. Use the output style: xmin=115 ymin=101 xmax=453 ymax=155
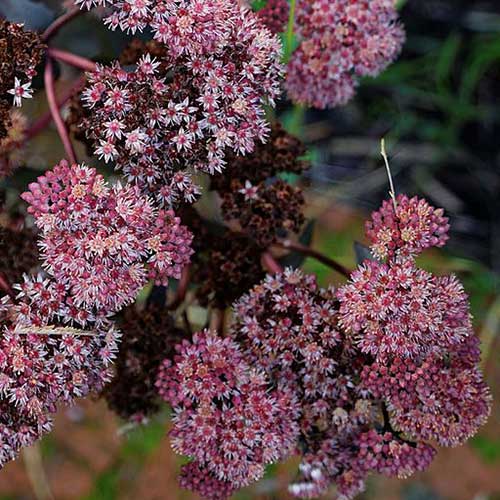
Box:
xmin=211 ymin=122 xmax=309 ymax=192
xmin=0 ymin=110 xmax=28 ymax=178
xmin=0 ymin=224 xmax=38 ymax=292
xmin=191 ymin=229 xmax=266 ymax=308
xmin=366 ymin=194 xmax=449 ymax=260
xmin=0 ymin=20 xmax=45 ymax=137
xmin=221 ymin=179 xmax=305 ymax=248
xmin=286 ymin=0 xmax=405 ymax=109
xmin=104 ymin=304 xmax=187 ymax=422
xmin=156 ymin=330 xmax=299 ymax=491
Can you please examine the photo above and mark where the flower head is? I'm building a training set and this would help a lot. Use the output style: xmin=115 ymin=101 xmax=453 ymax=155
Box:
xmin=285 ymin=0 xmax=405 ymax=109
xmin=77 ymin=1 xmax=283 ymax=205
xmin=337 ymin=259 xmax=472 ymax=359
xmin=366 ymin=194 xmax=449 ymax=260
xmin=21 ymin=161 xmax=193 ymax=318
xmin=156 ymin=330 xmax=299 ymax=491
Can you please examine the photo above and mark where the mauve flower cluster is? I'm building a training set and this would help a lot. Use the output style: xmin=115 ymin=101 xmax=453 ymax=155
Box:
xmin=195 ymin=195 xmax=490 ymax=499
xmin=365 ymin=194 xmax=450 ymax=260
xmin=256 ymin=0 xmax=290 ymax=35
xmin=0 ymin=276 xmax=120 ymax=469
xmin=21 ymin=161 xmax=193 ymax=319
xmin=231 ymin=268 xmax=437 ymax=499
xmin=156 ymin=329 xmax=299 ymax=493
xmin=78 ymin=0 xmax=283 ymax=205
xmin=362 ymin=334 xmax=491 ymax=448
xmin=337 ymin=258 xmax=472 ymax=359
xmin=0 ymin=20 xmax=45 ymax=138
xmin=286 ymin=0 xmax=405 ymax=109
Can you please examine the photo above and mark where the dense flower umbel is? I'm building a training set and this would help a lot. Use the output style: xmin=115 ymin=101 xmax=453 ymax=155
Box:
xmin=232 ymin=268 xmax=340 ymax=398
xmin=21 ymin=161 xmax=193 ymax=318
xmin=0 ymin=20 xmax=45 ymax=138
xmin=285 ymin=0 xmax=405 ymax=109
xmin=78 ymin=1 xmax=283 ymax=205
xmin=0 ymin=275 xmax=120 ymax=469
xmin=362 ymin=335 xmax=492 ymax=447
xmin=365 ymin=194 xmax=450 ymax=260
xmin=156 ymin=330 xmax=299 ymax=491
xmin=232 ymin=268 xmax=438 ymax=499
xmin=337 ymin=258 xmax=472 ymax=359
xmin=221 ymin=179 xmax=305 ymax=248
xmin=103 ymin=304 xmax=187 ymax=422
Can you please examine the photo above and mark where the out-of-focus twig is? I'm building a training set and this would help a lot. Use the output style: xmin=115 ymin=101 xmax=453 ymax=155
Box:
xmin=25 ymin=75 xmax=86 ymax=141
xmin=261 ymin=252 xmax=283 ymax=274
xmin=479 ymin=295 xmax=500 ymax=370
xmin=22 ymin=444 xmax=54 ymax=500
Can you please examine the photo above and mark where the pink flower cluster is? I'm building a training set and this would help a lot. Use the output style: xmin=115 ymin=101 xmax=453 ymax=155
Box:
xmin=286 ymin=0 xmax=405 ymax=109
xmin=256 ymin=0 xmax=290 ymax=35
xmin=337 ymin=258 xmax=472 ymax=359
xmin=156 ymin=330 xmax=299 ymax=491
xmin=366 ymin=194 xmax=450 ymax=259
xmin=0 ymin=276 xmax=120 ymax=468
xmin=21 ymin=161 xmax=193 ymax=318
xmin=217 ymin=195 xmax=490 ymax=499
xmin=233 ymin=268 xmax=340 ymax=399
xmin=362 ymin=335 xmax=491 ymax=447
xmin=79 ymin=0 xmax=283 ymax=204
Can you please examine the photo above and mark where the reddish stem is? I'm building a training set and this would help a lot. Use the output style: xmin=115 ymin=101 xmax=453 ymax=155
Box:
xmin=261 ymin=252 xmax=283 ymax=274
xmin=0 ymin=273 xmax=14 ymax=299
xmin=275 ymin=240 xmax=351 ymax=278
xmin=47 ymin=48 xmax=97 ymax=73
xmin=168 ymin=266 xmax=191 ymax=310
xmin=44 ymin=58 xmax=77 ymax=165
xmin=25 ymin=75 xmax=86 ymax=141
xmin=209 ymin=309 xmax=224 ymax=334
xmin=42 ymin=7 xmax=84 ymax=42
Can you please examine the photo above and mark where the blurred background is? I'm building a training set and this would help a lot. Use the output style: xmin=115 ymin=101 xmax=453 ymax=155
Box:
xmin=1 ymin=0 xmax=500 ymax=499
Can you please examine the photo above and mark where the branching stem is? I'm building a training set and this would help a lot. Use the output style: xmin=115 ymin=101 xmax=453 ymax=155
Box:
xmin=44 ymin=58 xmax=77 ymax=164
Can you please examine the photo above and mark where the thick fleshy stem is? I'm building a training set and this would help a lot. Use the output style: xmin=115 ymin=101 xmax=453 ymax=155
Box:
xmin=0 ymin=272 xmax=14 ymax=298
xmin=47 ymin=48 xmax=97 ymax=73
xmin=209 ymin=308 xmax=224 ymax=334
xmin=25 ymin=75 xmax=87 ymax=140
xmin=44 ymin=58 xmax=77 ymax=164
xmin=41 ymin=7 xmax=85 ymax=42
xmin=168 ymin=266 xmax=191 ymax=310
xmin=283 ymin=0 xmax=297 ymax=63
xmin=261 ymin=252 xmax=283 ymax=274
xmin=275 ymin=239 xmax=351 ymax=278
